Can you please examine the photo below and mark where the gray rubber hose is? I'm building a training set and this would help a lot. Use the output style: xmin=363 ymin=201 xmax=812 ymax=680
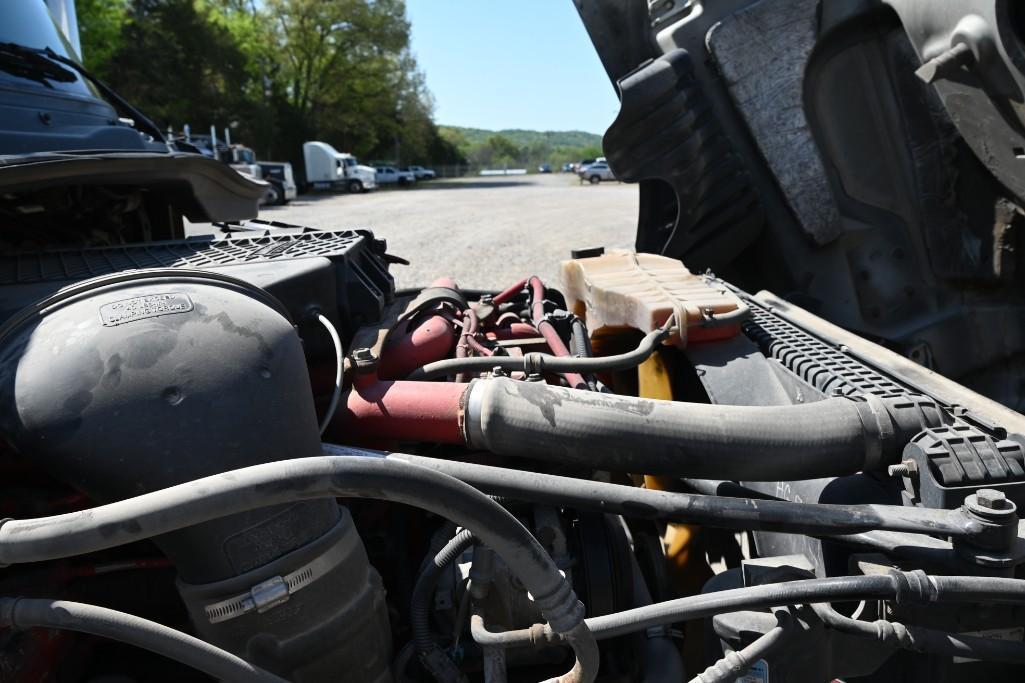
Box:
xmin=0 ymin=597 xmax=286 ymax=683
xmin=407 ymin=325 xmax=672 ymax=381
xmin=690 ymin=611 xmax=793 ymax=683
xmin=811 ymin=603 xmax=1025 ymax=664
xmin=0 ymin=456 xmax=599 ymax=683
xmin=463 ymin=377 xmax=935 ymax=480
xmin=466 ymin=570 xmax=1025 ymax=646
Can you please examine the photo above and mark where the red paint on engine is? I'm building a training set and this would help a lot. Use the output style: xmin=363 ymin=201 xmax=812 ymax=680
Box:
xmin=378 ymin=314 xmax=458 ymax=379
xmin=330 ymin=380 xmax=466 ymax=445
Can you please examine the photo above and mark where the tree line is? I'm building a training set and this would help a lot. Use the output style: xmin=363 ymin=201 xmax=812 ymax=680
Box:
xmin=440 ymin=127 xmax=604 ymax=170
xmin=76 ymin=0 xmax=466 ymax=169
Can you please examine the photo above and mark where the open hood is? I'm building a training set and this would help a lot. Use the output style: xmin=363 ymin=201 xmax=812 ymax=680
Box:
xmin=576 ymin=0 xmax=1025 ymax=411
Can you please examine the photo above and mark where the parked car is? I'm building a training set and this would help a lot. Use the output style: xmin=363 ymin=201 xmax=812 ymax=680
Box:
xmin=375 ymin=166 xmax=416 ymax=186
xmin=578 ymin=161 xmax=616 ymax=184
xmin=538 ymin=163 xmax=552 ymax=173
xmin=405 ymin=165 xmax=436 ymax=180
xmin=561 ymin=162 xmax=575 ymax=173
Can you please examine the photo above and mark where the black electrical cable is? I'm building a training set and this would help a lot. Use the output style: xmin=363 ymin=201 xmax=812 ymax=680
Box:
xmin=0 ymin=456 xmax=599 ymax=683
xmin=569 ymin=318 xmax=590 ymax=358
xmin=569 ymin=317 xmax=600 ymax=392
xmin=410 ymin=529 xmax=476 ymax=683
xmin=407 ymin=323 xmax=673 ymax=381
xmin=0 ymin=597 xmax=285 ymax=683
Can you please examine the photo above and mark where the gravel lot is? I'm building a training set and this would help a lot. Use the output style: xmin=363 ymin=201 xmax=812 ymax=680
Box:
xmin=252 ymin=173 xmax=638 ymax=290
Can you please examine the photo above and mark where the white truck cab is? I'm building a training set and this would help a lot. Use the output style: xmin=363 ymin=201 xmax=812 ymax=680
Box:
xmin=302 ymin=141 xmax=377 ymax=193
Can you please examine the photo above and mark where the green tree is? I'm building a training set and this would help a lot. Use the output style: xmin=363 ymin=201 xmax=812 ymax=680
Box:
xmin=486 ymin=134 xmax=521 ymax=164
xmin=81 ymin=0 xmax=252 ymax=133
xmin=77 ymin=0 xmax=460 ymax=167
xmin=75 ymin=0 xmax=129 ymax=70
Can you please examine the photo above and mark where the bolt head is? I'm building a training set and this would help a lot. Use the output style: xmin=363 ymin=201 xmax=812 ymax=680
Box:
xmin=976 ymin=488 xmax=1008 ymax=510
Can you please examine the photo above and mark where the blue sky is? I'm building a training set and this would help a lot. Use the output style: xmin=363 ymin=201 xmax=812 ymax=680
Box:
xmin=405 ymin=0 xmax=621 ymax=135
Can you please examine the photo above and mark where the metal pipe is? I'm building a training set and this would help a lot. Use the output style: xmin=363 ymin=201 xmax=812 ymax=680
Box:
xmin=370 ymin=450 xmax=988 ymax=542
xmin=329 ymin=380 xmax=467 ymax=445
xmin=467 ymin=570 xmax=1025 ymax=647
xmin=407 ymin=325 xmax=672 ymax=380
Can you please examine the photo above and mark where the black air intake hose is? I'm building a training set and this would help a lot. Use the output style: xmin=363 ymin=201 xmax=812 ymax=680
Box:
xmin=463 ymin=377 xmax=943 ymax=480
xmin=0 ymin=269 xmax=391 ymax=682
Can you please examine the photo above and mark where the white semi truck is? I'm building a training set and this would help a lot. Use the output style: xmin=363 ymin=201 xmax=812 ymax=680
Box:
xmin=302 ymin=141 xmax=377 ymax=193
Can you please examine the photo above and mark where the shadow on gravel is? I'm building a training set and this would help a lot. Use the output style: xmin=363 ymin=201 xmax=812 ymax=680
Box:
xmin=405 ymin=179 xmax=537 ymax=191
xmin=264 ymin=192 xmax=355 ymax=208
xmin=270 ymin=177 xmax=542 ymax=208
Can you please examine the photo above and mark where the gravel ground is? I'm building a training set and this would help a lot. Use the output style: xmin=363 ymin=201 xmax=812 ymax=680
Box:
xmin=249 ymin=173 xmax=638 ymax=290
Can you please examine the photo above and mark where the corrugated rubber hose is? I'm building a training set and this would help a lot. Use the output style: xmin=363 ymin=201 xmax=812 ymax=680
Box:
xmin=411 ymin=528 xmax=476 ymax=683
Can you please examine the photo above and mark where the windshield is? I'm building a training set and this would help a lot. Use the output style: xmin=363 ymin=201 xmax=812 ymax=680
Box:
xmin=0 ymin=1 xmax=96 ymax=98
xmin=344 ymin=157 xmax=357 ymax=168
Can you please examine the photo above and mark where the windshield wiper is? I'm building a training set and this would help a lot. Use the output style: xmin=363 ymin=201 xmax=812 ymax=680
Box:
xmin=0 ymin=42 xmax=165 ymax=144
xmin=0 ymin=41 xmax=76 ymax=88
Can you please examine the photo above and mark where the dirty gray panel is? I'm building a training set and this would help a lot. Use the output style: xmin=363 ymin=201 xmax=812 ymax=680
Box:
xmin=684 ymin=333 xmax=796 ymax=407
xmin=707 ymin=0 xmax=840 ymax=244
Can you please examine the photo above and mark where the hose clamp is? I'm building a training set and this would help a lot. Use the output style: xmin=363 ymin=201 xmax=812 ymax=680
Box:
xmin=0 ymin=518 xmax=11 ymax=568
xmin=202 ymin=530 xmax=349 ymax=624
xmin=853 ymin=394 xmax=895 ymax=471
xmin=523 ymin=352 xmax=546 ymax=376
xmin=888 ymin=568 xmax=938 ymax=605
xmin=463 ymin=380 xmax=487 ymax=448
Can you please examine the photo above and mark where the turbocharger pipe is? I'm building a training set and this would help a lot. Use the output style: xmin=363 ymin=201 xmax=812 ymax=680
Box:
xmin=335 ymin=377 xmax=943 ymax=480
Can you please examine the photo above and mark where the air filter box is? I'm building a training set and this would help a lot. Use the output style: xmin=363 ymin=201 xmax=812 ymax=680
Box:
xmin=0 ymin=268 xmax=391 ymax=681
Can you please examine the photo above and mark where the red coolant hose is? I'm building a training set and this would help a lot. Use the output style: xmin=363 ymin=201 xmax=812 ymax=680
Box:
xmin=528 ymin=276 xmax=589 ymax=390
xmin=491 ymin=278 xmax=528 ymax=305
xmin=378 ymin=313 xmax=457 ymax=380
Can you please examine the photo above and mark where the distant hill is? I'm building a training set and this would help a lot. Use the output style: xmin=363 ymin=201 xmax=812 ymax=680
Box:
xmin=440 ymin=126 xmax=602 ymax=149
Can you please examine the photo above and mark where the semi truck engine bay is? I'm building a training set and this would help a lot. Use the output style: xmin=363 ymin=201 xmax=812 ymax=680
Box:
xmin=6 ymin=0 xmax=1025 ymax=681
xmin=0 ymin=224 xmax=1024 ymax=682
